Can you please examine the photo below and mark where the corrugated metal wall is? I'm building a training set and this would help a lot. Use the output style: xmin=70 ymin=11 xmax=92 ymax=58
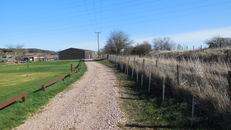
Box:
xmin=59 ymin=48 xmax=85 ymax=60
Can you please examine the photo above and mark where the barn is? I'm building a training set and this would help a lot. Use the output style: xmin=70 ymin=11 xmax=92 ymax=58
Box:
xmin=58 ymin=48 xmax=97 ymax=60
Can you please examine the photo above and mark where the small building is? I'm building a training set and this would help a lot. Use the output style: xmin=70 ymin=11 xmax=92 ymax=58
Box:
xmin=25 ymin=53 xmax=58 ymax=62
xmin=58 ymin=48 xmax=97 ymax=60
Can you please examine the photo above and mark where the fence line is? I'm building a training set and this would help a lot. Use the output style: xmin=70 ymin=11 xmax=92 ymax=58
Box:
xmin=108 ymin=55 xmax=230 ymax=108
xmin=0 ymin=93 xmax=27 ymax=110
xmin=107 ymin=54 xmax=231 ymax=127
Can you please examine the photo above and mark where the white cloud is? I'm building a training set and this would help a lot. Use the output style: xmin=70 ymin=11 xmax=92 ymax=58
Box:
xmin=133 ymin=26 xmax=231 ymax=48
xmin=170 ymin=26 xmax=231 ymax=42
xmin=60 ymin=27 xmax=231 ymax=50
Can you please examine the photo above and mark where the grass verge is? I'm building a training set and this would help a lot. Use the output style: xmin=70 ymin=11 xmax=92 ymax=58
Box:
xmin=98 ymin=59 xmax=206 ymax=129
xmin=0 ymin=62 xmax=87 ymax=130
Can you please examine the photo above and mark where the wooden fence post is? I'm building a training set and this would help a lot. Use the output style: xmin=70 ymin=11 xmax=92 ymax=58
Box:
xmin=113 ymin=55 xmax=115 ymax=65
xmin=119 ymin=56 xmax=122 ymax=71
xmin=141 ymin=59 xmax=145 ymax=88
xmin=228 ymin=71 xmax=231 ymax=97
xmin=123 ymin=57 xmax=125 ymax=73
xmin=120 ymin=57 xmax=122 ymax=71
xmin=124 ymin=57 xmax=126 ymax=73
xmin=70 ymin=64 xmax=73 ymax=72
xmin=132 ymin=57 xmax=135 ymax=79
xmin=136 ymin=70 xmax=139 ymax=85
xmin=123 ymin=63 xmax=125 ymax=73
xmin=122 ymin=57 xmax=124 ymax=72
xmin=125 ymin=57 xmax=127 ymax=74
xmin=177 ymin=64 xmax=180 ymax=85
xmin=162 ymin=77 xmax=166 ymax=102
xmin=42 ymin=86 xmax=45 ymax=91
xmin=148 ymin=72 xmax=152 ymax=92
xmin=156 ymin=58 xmax=158 ymax=67
xmin=118 ymin=56 xmax=120 ymax=69
xmin=116 ymin=56 xmax=119 ymax=69
xmin=118 ymin=56 xmax=120 ymax=70
xmin=22 ymin=95 xmax=26 ymax=102
xmin=127 ymin=57 xmax=130 ymax=75
xmin=191 ymin=96 xmax=195 ymax=127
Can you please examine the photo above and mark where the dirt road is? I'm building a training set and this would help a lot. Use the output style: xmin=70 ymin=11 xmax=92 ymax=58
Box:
xmin=17 ymin=61 xmax=124 ymax=130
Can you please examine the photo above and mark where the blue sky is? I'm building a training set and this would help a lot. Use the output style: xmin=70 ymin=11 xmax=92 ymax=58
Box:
xmin=0 ymin=0 xmax=231 ymax=51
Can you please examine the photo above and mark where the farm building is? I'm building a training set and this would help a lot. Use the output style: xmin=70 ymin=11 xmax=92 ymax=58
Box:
xmin=0 ymin=48 xmax=58 ymax=62
xmin=58 ymin=48 xmax=98 ymax=60
xmin=25 ymin=54 xmax=58 ymax=62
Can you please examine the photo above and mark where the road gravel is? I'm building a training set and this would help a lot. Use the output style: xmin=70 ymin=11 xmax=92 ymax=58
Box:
xmin=16 ymin=61 xmax=124 ymax=130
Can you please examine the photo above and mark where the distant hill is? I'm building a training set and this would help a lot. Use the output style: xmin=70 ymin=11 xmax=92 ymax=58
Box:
xmin=0 ymin=48 xmax=57 ymax=55
xmin=24 ymin=48 xmax=57 ymax=54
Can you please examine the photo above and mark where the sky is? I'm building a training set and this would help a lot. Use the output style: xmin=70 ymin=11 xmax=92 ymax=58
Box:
xmin=0 ymin=0 xmax=231 ymax=51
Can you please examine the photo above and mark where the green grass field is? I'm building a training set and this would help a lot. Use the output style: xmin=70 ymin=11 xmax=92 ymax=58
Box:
xmin=0 ymin=60 xmax=79 ymax=102
xmin=0 ymin=60 xmax=87 ymax=130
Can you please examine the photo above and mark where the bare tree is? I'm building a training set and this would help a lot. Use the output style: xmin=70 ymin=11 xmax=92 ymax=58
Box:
xmin=206 ymin=37 xmax=231 ymax=48
xmin=105 ymin=31 xmax=132 ymax=54
xmin=5 ymin=44 xmax=25 ymax=61
xmin=123 ymin=46 xmax=134 ymax=55
xmin=153 ymin=37 xmax=174 ymax=51
xmin=103 ymin=42 xmax=116 ymax=54
xmin=5 ymin=44 xmax=24 ymax=49
xmin=131 ymin=41 xmax=152 ymax=55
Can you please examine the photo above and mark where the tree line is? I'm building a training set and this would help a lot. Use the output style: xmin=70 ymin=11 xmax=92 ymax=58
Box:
xmin=103 ymin=31 xmax=231 ymax=55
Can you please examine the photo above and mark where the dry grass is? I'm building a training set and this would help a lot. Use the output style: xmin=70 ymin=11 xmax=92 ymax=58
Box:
xmin=108 ymin=52 xmax=231 ymax=113
xmin=147 ymin=47 xmax=231 ymax=63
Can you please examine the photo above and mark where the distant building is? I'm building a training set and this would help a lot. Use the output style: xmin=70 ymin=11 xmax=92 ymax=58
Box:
xmin=0 ymin=48 xmax=58 ymax=63
xmin=58 ymin=48 xmax=97 ymax=60
xmin=25 ymin=53 xmax=58 ymax=62
xmin=1 ymin=51 xmax=16 ymax=62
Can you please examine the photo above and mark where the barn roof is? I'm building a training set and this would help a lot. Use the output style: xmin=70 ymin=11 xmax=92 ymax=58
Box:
xmin=58 ymin=48 xmax=95 ymax=53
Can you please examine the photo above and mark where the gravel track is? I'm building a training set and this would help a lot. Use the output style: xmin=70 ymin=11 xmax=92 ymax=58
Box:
xmin=16 ymin=61 xmax=124 ymax=130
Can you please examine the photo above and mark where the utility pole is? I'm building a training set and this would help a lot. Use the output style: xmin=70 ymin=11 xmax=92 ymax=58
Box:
xmin=95 ymin=32 xmax=101 ymax=57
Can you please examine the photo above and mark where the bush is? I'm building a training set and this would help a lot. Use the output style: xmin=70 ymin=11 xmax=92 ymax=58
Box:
xmin=206 ymin=37 xmax=231 ymax=48
xmin=153 ymin=37 xmax=174 ymax=51
xmin=131 ymin=41 xmax=152 ymax=56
